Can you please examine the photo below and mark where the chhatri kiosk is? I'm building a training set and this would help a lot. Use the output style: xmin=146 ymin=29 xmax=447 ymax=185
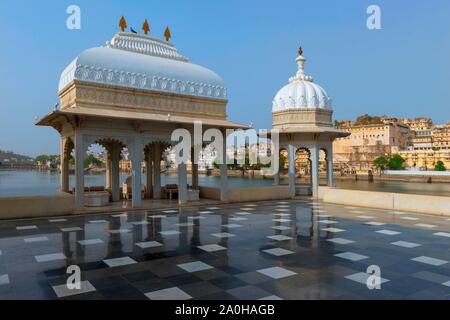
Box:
xmin=37 ymin=21 xmax=247 ymax=210
xmin=271 ymin=48 xmax=349 ymax=198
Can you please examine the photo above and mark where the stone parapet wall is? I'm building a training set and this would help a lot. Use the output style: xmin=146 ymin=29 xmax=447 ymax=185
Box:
xmin=318 ymin=186 xmax=450 ymax=216
xmin=0 ymin=193 xmax=75 ymax=220
xmin=200 ymin=185 xmax=290 ymax=202
xmin=228 ymin=185 xmax=290 ymax=202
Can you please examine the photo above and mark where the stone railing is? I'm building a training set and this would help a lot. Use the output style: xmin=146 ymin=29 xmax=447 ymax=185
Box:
xmin=0 ymin=193 xmax=75 ymax=219
xmin=318 ymin=186 xmax=450 ymax=216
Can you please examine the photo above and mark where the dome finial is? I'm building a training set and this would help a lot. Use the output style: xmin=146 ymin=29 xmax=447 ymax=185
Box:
xmin=142 ymin=19 xmax=150 ymax=35
xmin=288 ymin=46 xmax=313 ymax=82
xmin=119 ymin=16 xmax=127 ymax=32
xmin=164 ymin=26 xmax=171 ymax=42
xmin=295 ymin=48 xmax=306 ymax=77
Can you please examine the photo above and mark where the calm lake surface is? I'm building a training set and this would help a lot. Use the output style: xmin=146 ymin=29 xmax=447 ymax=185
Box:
xmin=0 ymin=170 xmax=449 ymax=197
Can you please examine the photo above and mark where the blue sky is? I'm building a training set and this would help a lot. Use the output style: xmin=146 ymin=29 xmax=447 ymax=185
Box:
xmin=1 ymin=0 xmax=450 ymax=156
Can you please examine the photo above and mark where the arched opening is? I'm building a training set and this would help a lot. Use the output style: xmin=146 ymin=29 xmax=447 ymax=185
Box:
xmin=97 ymin=138 xmax=127 ymax=202
xmin=142 ymin=141 xmax=170 ymax=200
xmin=161 ymin=141 xmax=201 ymax=203
xmin=295 ymin=147 xmax=311 ymax=180
xmin=294 ymin=147 xmax=312 ymax=195
xmin=71 ymin=139 xmax=124 ymax=207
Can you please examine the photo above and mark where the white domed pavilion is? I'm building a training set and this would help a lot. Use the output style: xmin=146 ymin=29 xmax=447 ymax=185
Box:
xmin=37 ymin=22 xmax=247 ymax=210
xmin=271 ymin=48 xmax=349 ymax=198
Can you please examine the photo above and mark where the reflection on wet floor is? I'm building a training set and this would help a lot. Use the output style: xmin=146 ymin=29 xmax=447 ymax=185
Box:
xmin=0 ymin=199 xmax=450 ymax=299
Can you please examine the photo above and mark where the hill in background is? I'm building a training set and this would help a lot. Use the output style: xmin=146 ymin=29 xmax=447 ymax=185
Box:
xmin=0 ymin=149 xmax=34 ymax=164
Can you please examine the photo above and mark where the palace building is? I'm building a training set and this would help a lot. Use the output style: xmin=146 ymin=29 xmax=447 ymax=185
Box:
xmin=333 ymin=115 xmax=450 ymax=171
xmin=333 ymin=120 xmax=412 ymax=170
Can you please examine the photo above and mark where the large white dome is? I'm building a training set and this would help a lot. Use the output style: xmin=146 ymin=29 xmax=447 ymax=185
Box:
xmin=272 ymin=52 xmax=332 ymax=112
xmin=58 ymin=32 xmax=227 ymax=100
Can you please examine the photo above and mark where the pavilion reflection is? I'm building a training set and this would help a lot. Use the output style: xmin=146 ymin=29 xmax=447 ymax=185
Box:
xmin=190 ymin=213 xmax=201 ymax=248
xmin=61 ymin=227 xmax=87 ymax=262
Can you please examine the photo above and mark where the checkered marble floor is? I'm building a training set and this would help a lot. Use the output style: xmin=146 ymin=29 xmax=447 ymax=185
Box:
xmin=1 ymin=200 xmax=450 ymax=300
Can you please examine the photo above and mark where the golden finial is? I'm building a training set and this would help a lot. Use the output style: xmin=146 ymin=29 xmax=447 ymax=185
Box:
xmin=164 ymin=26 xmax=171 ymax=42
xmin=298 ymin=46 xmax=303 ymax=56
xmin=142 ymin=19 xmax=150 ymax=35
xmin=119 ymin=16 xmax=127 ymax=32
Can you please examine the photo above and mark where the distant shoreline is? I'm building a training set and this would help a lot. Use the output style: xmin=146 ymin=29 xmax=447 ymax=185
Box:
xmin=2 ymin=167 xmax=450 ymax=184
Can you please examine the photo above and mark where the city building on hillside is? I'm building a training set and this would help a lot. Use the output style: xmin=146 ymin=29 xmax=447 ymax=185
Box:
xmin=398 ymin=121 xmax=450 ymax=170
xmin=333 ymin=120 xmax=412 ymax=170
xmin=398 ymin=148 xmax=450 ymax=170
xmin=432 ymin=122 xmax=450 ymax=149
xmin=119 ymin=159 xmax=132 ymax=172
xmin=411 ymin=128 xmax=433 ymax=150
xmin=333 ymin=116 xmax=450 ymax=171
xmin=400 ymin=117 xmax=433 ymax=132
xmin=403 ymin=117 xmax=434 ymax=150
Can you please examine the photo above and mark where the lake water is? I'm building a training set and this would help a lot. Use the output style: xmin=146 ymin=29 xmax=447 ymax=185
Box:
xmin=0 ymin=170 xmax=449 ymax=197
xmin=0 ymin=170 xmax=273 ymax=197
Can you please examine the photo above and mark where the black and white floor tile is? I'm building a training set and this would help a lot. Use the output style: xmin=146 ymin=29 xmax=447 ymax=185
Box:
xmin=0 ymin=199 xmax=450 ymax=299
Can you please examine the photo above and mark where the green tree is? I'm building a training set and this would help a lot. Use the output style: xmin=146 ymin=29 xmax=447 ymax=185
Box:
xmin=68 ymin=155 xmax=102 ymax=168
xmin=334 ymin=120 xmax=341 ymax=128
xmin=34 ymin=155 xmax=48 ymax=163
xmin=373 ymin=154 xmax=406 ymax=171
xmin=35 ymin=154 xmax=60 ymax=168
xmin=388 ymin=154 xmax=405 ymax=170
xmin=373 ymin=156 xmax=389 ymax=171
xmin=84 ymin=154 xmax=102 ymax=168
xmin=355 ymin=114 xmax=383 ymax=126
xmin=434 ymin=160 xmax=446 ymax=171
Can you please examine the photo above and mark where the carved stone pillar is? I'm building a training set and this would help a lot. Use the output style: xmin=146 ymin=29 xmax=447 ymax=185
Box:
xmin=131 ymin=136 xmax=142 ymax=208
xmin=74 ymin=131 xmax=85 ymax=210
xmin=220 ymin=129 xmax=228 ymax=201
xmin=145 ymin=146 xmax=153 ymax=199
xmin=191 ymin=147 xmax=199 ymax=190
xmin=178 ymin=163 xmax=188 ymax=204
xmin=152 ymin=143 xmax=161 ymax=199
xmin=310 ymin=144 xmax=319 ymax=198
xmin=60 ymin=137 xmax=70 ymax=193
xmin=327 ymin=145 xmax=334 ymax=187
xmin=110 ymin=144 xmax=121 ymax=202
xmin=288 ymin=144 xmax=296 ymax=197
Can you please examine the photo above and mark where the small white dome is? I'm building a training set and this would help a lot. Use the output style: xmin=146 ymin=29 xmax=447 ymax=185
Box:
xmin=272 ymin=53 xmax=332 ymax=112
